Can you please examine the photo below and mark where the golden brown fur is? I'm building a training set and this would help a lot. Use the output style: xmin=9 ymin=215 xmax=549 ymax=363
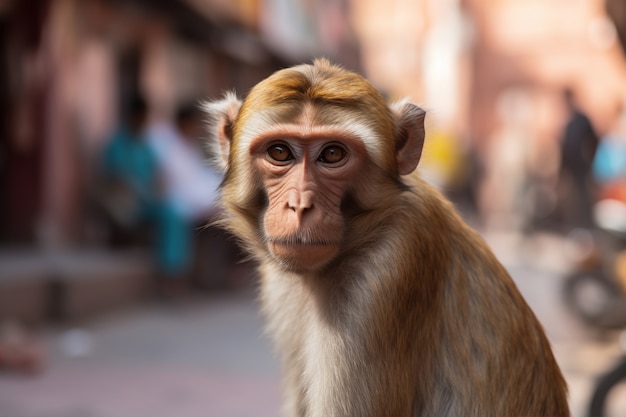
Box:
xmin=204 ymin=59 xmax=569 ymax=417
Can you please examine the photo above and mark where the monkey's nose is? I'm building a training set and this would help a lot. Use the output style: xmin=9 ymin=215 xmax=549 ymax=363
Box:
xmin=287 ymin=190 xmax=314 ymax=217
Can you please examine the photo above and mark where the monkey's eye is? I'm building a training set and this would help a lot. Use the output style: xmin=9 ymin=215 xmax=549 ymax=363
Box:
xmin=318 ymin=145 xmax=346 ymax=164
xmin=267 ymin=144 xmax=294 ymax=163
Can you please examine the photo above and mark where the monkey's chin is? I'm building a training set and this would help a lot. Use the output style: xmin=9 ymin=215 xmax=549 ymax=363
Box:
xmin=268 ymin=242 xmax=339 ymax=271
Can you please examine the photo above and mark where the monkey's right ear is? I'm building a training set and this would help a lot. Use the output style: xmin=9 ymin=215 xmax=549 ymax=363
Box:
xmin=202 ymin=92 xmax=242 ymax=172
xmin=390 ymin=99 xmax=426 ymax=176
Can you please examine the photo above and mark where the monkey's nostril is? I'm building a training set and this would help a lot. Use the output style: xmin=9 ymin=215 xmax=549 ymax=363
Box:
xmin=287 ymin=191 xmax=314 ymax=213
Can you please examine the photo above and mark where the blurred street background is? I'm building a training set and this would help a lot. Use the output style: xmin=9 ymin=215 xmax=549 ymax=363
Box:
xmin=1 ymin=0 xmax=626 ymax=416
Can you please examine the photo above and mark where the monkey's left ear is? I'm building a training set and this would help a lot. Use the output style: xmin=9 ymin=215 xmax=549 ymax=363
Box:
xmin=391 ymin=101 xmax=426 ymax=176
xmin=202 ymin=92 xmax=242 ymax=172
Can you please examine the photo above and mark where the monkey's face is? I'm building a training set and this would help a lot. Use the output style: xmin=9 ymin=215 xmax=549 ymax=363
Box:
xmin=204 ymin=59 xmax=426 ymax=273
xmin=248 ymin=119 xmax=369 ymax=271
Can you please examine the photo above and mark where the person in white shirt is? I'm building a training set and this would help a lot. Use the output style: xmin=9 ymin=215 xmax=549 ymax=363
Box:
xmin=148 ymin=104 xmax=221 ymax=221
xmin=146 ymin=103 xmax=222 ymax=291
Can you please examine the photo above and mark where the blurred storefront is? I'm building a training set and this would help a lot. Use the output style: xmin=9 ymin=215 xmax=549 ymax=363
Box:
xmin=0 ymin=0 xmax=288 ymax=248
xmin=351 ymin=0 xmax=626 ymax=229
xmin=351 ymin=0 xmax=626 ymax=147
xmin=0 ymin=0 xmax=360 ymax=250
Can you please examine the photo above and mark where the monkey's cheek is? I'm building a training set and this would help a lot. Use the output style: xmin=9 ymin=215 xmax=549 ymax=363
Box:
xmin=268 ymin=243 xmax=340 ymax=271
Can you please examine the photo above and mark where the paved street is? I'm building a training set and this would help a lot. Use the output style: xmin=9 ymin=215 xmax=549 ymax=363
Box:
xmin=0 ymin=291 xmax=281 ymax=417
xmin=0 ymin=232 xmax=624 ymax=417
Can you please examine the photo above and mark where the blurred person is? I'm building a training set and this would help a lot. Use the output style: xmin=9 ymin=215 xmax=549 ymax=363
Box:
xmin=479 ymin=88 xmax=534 ymax=232
xmin=593 ymin=100 xmax=626 ymax=203
xmin=557 ymin=88 xmax=599 ymax=230
xmin=591 ymin=100 xmax=626 ymax=235
xmin=100 ymin=95 xmax=189 ymax=296
xmin=146 ymin=103 xmax=221 ymax=222
xmin=145 ymin=102 xmax=222 ymax=291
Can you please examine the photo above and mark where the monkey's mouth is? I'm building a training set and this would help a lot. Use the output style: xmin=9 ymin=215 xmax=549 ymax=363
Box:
xmin=267 ymin=237 xmax=340 ymax=270
xmin=269 ymin=236 xmax=337 ymax=246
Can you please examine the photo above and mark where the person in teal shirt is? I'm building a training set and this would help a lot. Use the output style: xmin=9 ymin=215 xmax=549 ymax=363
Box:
xmin=102 ymin=96 xmax=191 ymax=290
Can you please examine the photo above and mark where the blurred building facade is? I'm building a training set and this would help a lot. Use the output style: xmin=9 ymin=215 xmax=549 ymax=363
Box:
xmin=0 ymin=0 xmax=360 ymax=249
xmin=351 ymin=0 xmax=626 ymax=143
xmin=2 ymin=0 xmax=626 ymax=247
xmin=351 ymin=0 xmax=626 ymax=229
xmin=0 ymin=0 xmax=279 ymax=247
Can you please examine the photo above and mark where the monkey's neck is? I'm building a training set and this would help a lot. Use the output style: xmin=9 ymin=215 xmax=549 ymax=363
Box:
xmin=259 ymin=235 xmax=443 ymax=417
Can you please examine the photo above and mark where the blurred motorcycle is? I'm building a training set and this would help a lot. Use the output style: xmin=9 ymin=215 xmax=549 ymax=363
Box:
xmin=562 ymin=199 xmax=626 ymax=329
xmin=562 ymin=199 xmax=626 ymax=417
xmin=587 ymin=336 xmax=626 ymax=417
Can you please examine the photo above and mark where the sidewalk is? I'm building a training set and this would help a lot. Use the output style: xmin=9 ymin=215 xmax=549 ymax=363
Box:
xmin=0 ymin=292 xmax=282 ymax=417
xmin=0 ymin=248 xmax=153 ymax=324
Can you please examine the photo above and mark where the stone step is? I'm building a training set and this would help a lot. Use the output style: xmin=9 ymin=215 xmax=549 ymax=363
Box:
xmin=0 ymin=249 xmax=153 ymax=325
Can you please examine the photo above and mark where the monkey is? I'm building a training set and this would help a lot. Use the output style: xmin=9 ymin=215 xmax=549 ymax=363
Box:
xmin=203 ymin=59 xmax=569 ymax=417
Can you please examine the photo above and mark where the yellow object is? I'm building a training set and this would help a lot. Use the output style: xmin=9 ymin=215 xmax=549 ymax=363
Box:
xmin=421 ymin=129 xmax=465 ymax=188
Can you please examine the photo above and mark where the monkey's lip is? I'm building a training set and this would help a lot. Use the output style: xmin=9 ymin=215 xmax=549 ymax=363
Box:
xmin=269 ymin=237 xmax=338 ymax=247
xmin=267 ymin=238 xmax=340 ymax=269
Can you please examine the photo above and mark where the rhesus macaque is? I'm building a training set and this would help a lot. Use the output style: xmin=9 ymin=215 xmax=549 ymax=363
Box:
xmin=204 ymin=59 xmax=569 ymax=417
